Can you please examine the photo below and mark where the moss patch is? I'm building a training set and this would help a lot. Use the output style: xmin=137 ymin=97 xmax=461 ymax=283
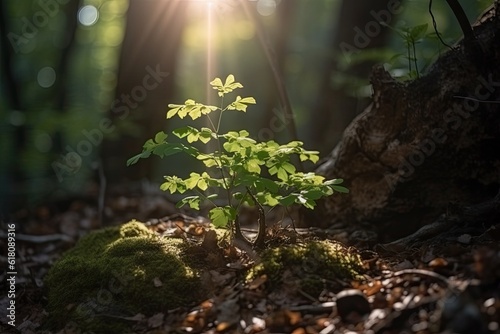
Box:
xmin=248 ymin=240 xmax=364 ymax=297
xmin=45 ymin=220 xmax=204 ymax=332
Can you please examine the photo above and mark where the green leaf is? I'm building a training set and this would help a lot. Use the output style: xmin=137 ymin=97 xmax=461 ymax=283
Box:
xmin=410 ymin=23 xmax=428 ymax=41
xmin=199 ymin=127 xmax=215 ymax=144
xmin=332 ymin=185 xmax=349 ymax=193
xmin=150 ymin=143 xmax=185 ymax=158
xmin=197 ymin=154 xmax=219 ymax=167
xmin=166 ymin=104 xmax=184 ymax=119
xmin=160 ymin=176 xmax=186 ymax=194
xmin=210 ymin=77 xmax=223 ymax=88
xmin=324 ymin=178 xmax=344 ymax=185
xmin=154 ymin=131 xmax=168 ymax=143
xmin=209 ymin=206 xmax=236 ymax=228
xmin=187 ymin=131 xmax=199 ymax=143
xmin=245 ymin=159 xmax=261 ymax=174
xmin=280 ymin=194 xmax=297 ymax=206
xmin=223 ymin=75 xmax=243 ymax=93
xmin=309 ymin=154 xmax=319 ymax=164
xmin=268 ymin=165 xmax=278 ymax=176
xmin=185 ymin=172 xmax=201 ymax=190
xmin=300 ymin=189 xmax=327 ymax=200
xmin=223 ymin=141 xmax=240 ymax=153
xmin=188 ymin=102 xmax=207 ymax=119
xmin=257 ymin=177 xmax=279 ymax=193
xmin=126 ymin=151 xmax=150 ymax=166
xmin=143 ymin=139 xmax=155 ymax=150
xmin=176 ymin=196 xmax=201 ymax=210
xmin=299 ymin=150 xmax=320 ymax=163
xmin=172 ymin=126 xmax=194 ymax=139
xmin=257 ymin=192 xmax=280 ymax=207
xmin=210 ymin=74 xmax=243 ymax=97
xmin=277 ymin=168 xmax=288 ymax=181
xmin=225 ymin=74 xmax=235 ymax=86
xmin=282 ymin=162 xmax=296 ymax=174
xmin=228 ymin=96 xmax=256 ymax=112
xmin=198 ymin=172 xmax=209 ymax=190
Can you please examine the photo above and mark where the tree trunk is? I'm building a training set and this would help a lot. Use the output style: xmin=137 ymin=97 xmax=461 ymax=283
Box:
xmin=302 ymin=3 xmax=500 ymax=241
xmin=102 ymin=0 xmax=187 ymax=183
xmin=306 ymin=0 xmax=395 ymax=154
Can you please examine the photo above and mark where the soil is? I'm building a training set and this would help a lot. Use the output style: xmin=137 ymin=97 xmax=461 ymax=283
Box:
xmin=1 ymin=184 xmax=499 ymax=334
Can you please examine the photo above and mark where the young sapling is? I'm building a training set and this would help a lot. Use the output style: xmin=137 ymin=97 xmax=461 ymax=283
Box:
xmin=127 ymin=75 xmax=348 ymax=248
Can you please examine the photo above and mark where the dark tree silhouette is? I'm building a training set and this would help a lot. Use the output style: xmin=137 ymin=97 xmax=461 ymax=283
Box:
xmin=307 ymin=0 xmax=396 ymax=154
xmin=102 ymin=0 xmax=188 ymax=183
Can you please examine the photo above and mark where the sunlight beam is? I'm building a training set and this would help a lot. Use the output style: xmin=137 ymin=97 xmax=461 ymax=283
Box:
xmin=206 ymin=1 xmax=215 ymax=107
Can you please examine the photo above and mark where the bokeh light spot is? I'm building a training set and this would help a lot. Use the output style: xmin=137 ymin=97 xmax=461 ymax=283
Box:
xmin=9 ymin=110 xmax=26 ymax=126
xmin=37 ymin=67 xmax=56 ymax=88
xmin=78 ymin=5 xmax=99 ymax=26
xmin=103 ymin=25 xmax=124 ymax=47
xmin=35 ymin=132 xmax=53 ymax=153
xmin=257 ymin=0 xmax=276 ymax=16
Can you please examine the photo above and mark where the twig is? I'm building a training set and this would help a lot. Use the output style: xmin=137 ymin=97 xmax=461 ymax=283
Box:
xmin=453 ymin=95 xmax=500 ymax=103
xmin=392 ymin=268 xmax=452 ymax=287
xmin=0 ymin=232 xmax=73 ymax=243
xmin=246 ymin=187 xmax=266 ymax=249
xmin=429 ymin=0 xmax=454 ymax=50
xmin=288 ymin=302 xmax=335 ymax=313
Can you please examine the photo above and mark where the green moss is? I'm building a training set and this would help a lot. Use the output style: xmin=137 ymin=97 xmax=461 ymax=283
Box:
xmin=247 ymin=240 xmax=363 ymax=297
xmin=45 ymin=220 xmax=204 ymax=332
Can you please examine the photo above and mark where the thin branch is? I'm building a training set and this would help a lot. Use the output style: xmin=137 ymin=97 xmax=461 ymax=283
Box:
xmin=412 ymin=40 xmax=419 ymax=78
xmin=245 ymin=187 xmax=266 ymax=249
xmin=453 ymin=96 xmax=500 ymax=103
xmin=445 ymin=0 xmax=476 ymax=42
xmin=429 ymin=0 xmax=454 ymax=50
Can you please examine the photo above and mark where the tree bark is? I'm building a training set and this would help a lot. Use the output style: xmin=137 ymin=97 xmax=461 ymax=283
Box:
xmin=302 ymin=3 xmax=500 ymax=241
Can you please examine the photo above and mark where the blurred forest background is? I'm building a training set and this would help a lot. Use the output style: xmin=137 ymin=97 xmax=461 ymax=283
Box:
xmin=0 ymin=0 xmax=492 ymax=215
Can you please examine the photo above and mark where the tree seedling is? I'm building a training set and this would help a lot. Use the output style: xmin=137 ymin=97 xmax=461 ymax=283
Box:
xmin=127 ymin=75 xmax=348 ymax=248
xmin=382 ymin=22 xmax=428 ymax=79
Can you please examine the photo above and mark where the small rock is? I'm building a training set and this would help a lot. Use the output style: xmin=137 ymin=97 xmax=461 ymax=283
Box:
xmin=336 ymin=289 xmax=371 ymax=324
xmin=457 ymin=234 xmax=472 ymax=244
xmin=393 ymin=259 xmax=414 ymax=271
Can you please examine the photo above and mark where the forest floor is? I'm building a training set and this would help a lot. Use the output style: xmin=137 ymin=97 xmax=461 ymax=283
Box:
xmin=1 ymin=183 xmax=500 ymax=334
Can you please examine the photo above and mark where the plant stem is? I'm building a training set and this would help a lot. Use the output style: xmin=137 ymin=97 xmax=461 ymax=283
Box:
xmin=412 ymin=39 xmax=419 ymax=78
xmin=216 ymin=97 xmax=224 ymax=133
xmin=246 ymin=187 xmax=266 ymax=248
xmin=206 ymin=114 xmax=218 ymax=133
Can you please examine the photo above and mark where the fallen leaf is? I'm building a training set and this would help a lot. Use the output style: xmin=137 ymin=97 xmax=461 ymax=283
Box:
xmin=148 ymin=312 xmax=164 ymax=328
xmin=124 ymin=313 xmax=146 ymax=321
xmin=429 ymin=257 xmax=448 ymax=268
xmin=248 ymin=275 xmax=267 ymax=290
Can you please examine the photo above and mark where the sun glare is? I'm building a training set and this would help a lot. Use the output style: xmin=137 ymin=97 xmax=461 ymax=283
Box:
xmin=180 ymin=0 xmax=260 ymax=106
